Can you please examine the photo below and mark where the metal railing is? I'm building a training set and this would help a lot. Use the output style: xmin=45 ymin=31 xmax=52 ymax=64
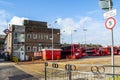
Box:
xmin=44 ymin=62 xmax=120 ymax=80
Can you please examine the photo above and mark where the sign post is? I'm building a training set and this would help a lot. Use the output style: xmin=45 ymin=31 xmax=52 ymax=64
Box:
xmin=99 ymin=0 xmax=116 ymax=80
xmin=105 ymin=18 xmax=116 ymax=79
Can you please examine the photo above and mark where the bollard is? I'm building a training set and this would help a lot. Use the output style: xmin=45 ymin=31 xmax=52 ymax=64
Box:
xmin=44 ymin=62 xmax=48 ymax=80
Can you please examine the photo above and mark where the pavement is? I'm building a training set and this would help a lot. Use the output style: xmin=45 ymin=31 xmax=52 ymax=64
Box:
xmin=0 ymin=61 xmax=40 ymax=80
xmin=0 ymin=58 xmax=5 ymax=61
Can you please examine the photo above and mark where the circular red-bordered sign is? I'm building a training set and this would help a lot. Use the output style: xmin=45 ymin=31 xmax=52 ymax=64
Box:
xmin=105 ymin=17 xmax=116 ymax=30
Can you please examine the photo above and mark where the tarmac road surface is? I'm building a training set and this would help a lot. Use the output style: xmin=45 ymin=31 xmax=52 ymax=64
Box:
xmin=0 ymin=62 xmax=39 ymax=80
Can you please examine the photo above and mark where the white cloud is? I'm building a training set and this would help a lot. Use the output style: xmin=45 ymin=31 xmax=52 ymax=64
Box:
xmin=0 ymin=10 xmax=10 ymax=34
xmin=56 ymin=17 xmax=112 ymax=46
xmin=0 ymin=10 xmax=28 ymax=35
xmin=57 ymin=17 xmax=91 ymax=35
xmin=9 ymin=16 xmax=28 ymax=26
xmin=79 ymin=17 xmax=92 ymax=27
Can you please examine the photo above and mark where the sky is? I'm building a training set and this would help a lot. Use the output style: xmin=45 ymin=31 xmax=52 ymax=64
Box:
xmin=0 ymin=0 xmax=120 ymax=46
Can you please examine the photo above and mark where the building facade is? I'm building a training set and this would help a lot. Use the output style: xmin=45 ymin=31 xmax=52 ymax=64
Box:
xmin=5 ymin=20 xmax=60 ymax=60
xmin=0 ymin=35 xmax=5 ymax=53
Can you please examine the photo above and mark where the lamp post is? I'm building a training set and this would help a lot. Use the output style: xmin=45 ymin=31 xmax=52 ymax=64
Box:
xmin=50 ymin=21 xmax=57 ymax=62
xmin=61 ymin=38 xmax=64 ymax=46
xmin=38 ymin=43 xmax=42 ymax=59
xmin=83 ymin=29 xmax=87 ymax=48
xmin=71 ymin=30 xmax=77 ymax=58
xmin=52 ymin=26 xmax=54 ymax=61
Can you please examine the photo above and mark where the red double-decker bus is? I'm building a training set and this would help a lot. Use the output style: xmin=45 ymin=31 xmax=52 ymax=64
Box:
xmin=61 ymin=44 xmax=83 ymax=59
xmin=85 ymin=47 xmax=100 ymax=56
xmin=103 ymin=46 xmax=119 ymax=55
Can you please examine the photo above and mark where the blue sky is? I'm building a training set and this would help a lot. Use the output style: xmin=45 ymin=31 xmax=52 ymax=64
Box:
xmin=0 ymin=0 xmax=120 ymax=46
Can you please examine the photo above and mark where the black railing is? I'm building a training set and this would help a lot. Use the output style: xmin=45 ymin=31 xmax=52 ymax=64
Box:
xmin=44 ymin=62 xmax=120 ymax=80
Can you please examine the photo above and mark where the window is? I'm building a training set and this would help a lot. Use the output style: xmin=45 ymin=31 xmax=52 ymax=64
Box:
xmin=46 ymin=35 xmax=49 ymax=40
xmin=26 ymin=46 xmax=31 ymax=52
xmin=27 ymin=34 xmax=31 ymax=39
xmin=18 ymin=34 xmax=25 ymax=42
xmin=14 ymin=39 xmax=18 ymax=44
xmin=49 ymin=35 xmax=52 ymax=40
xmin=44 ymin=46 xmax=48 ymax=49
xmin=44 ymin=35 xmax=49 ymax=40
xmin=33 ymin=34 xmax=37 ymax=39
xmin=33 ymin=46 xmax=37 ymax=52
xmin=44 ymin=35 xmax=46 ymax=40
xmin=13 ymin=45 xmax=18 ymax=50
xmin=41 ymin=35 xmax=43 ymax=40
xmin=38 ymin=46 xmax=42 ymax=52
xmin=39 ymin=34 xmax=43 ymax=40
xmin=39 ymin=34 xmax=41 ymax=39
xmin=14 ymin=32 xmax=17 ymax=38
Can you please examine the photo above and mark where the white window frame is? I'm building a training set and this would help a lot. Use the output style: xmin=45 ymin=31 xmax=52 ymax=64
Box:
xmin=26 ymin=46 xmax=31 ymax=52
xmin=38 ymin=46 xmax=42 ymax=52
xmin=39 ymin=34 xmax=41 ymax=39
xmin=33 ymin=34 xmax=37 ymax=39
xmin=33 ymin=46 xmax=37 ymax=52
xmin=27 ymin=34 xmax=31 ymax=39
xmin=46 ymin=35 xmax=49 ymax=40
xmin=41 ymin=35 xmax=43 ymax=40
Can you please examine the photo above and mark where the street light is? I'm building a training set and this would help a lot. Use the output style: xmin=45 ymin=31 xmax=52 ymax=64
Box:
xmin=71 ymin=29 xmax=77 ymax=59
xmin=49 ymin=21 xmax=57 ymax=62
xmin=61 ymin=38 xmax=64 ymax=46
xmin=60 ymin=30 xmax=66 ymax=47
xmin=62 ymin=29 xmax=76 ymax=59
xmin=83 ymin=29 xmax=87 ymax=48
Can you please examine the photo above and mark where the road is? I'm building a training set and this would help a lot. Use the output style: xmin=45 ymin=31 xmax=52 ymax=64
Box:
xmin=0 ymin=62 xmax=39 ymax=80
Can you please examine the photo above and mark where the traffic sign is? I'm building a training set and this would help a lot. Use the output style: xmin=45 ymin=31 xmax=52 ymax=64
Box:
xmin=105 ymin=17 xmax=116 ymax=29
xmin=3 ymin=29 xmax=10 ymax=34
xmin=103 ymin=9 xmax=117 ymax=19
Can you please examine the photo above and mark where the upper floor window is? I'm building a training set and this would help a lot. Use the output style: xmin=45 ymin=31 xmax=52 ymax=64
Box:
xmin=44 ymin=34 xmax=49 ymax=40
xmin=38 ymin=46 xmax=43 ymax=52
xmin=39 ymin=34 xmax=43 ymax=40
xmin=33 ymin=46 xmax=37 ymax=52
xmin=14 ymin=32 xmax=17 ymax=38
xmin=14 ymin=39 xmax=18 ymax=44
xmin=26 ymin=46 xmax=31 ymax=52
xmin=33 ymin=34 xmax=37 ymax=39
xmin=27 ymin=34 xmax=31 ymax=39
xmin=46 ymin=35 xmax=49 ymax=40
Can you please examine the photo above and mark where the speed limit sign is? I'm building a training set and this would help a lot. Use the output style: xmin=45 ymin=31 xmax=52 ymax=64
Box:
xmin=105 ymin=17 xmax=116 ymax=29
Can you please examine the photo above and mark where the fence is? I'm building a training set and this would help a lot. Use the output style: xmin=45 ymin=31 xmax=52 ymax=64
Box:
xmin=44 ymin=62 xmax=120 ymax=80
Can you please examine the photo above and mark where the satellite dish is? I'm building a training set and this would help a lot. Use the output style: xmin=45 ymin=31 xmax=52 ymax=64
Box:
xmin=99 ymin=0 xmax=113 ymax=11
